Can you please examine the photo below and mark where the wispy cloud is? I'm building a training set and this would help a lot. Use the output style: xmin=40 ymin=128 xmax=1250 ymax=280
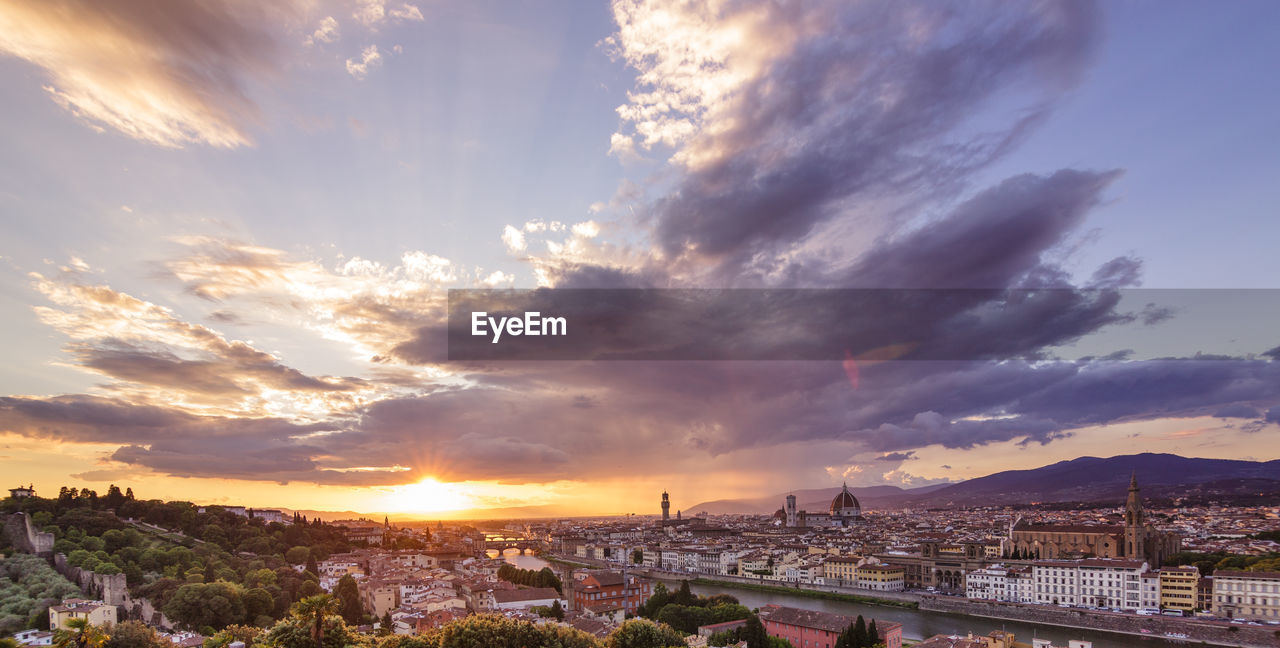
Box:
xmin=0 ymin=0 xmax=300 ymax=148
xmin=346 ymin=44 xmax=383 ymax=79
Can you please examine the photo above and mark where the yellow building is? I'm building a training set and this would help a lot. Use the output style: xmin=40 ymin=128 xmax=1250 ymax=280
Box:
xmin=49 ymin=599 xmax=116 ymax=630
xmin=854 ymin=563 xmax=905 ymax=591
xmin=821 ymin=556 xmax=859 ymax=586
xmin=1159 ymin=566 xmax=1198 ymax=612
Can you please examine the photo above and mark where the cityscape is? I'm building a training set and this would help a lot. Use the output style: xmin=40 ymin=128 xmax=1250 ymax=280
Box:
xmin=2 ymin=1 xmax=1280 ymax=648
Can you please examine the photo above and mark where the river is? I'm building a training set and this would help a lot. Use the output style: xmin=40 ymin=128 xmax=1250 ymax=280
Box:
xmin=656 ymin=578 xmax=1207 ymax=648
xmin=486 ymin=547 xmax=553 ymax=571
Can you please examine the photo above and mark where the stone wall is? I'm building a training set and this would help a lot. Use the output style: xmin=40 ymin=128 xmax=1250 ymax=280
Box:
xmin=50 ymin=551 xmax=175 ymax=629
xmin=920 ymin=596 xmax=1280 ymax=648
xmin=52 ymin=553 xmax=128 ymax=607
xmin=3 ymin=512 xmax=55 ymax=555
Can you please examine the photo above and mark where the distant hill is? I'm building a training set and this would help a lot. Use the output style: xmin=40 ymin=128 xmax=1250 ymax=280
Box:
xmin=911 ymin=453 xmax=1280 ymax=508
xmin=684 ymin=453 xmax=1280 ymax=513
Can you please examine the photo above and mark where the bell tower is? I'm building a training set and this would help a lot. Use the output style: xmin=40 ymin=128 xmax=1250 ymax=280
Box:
xmin=1123 ymin=472 xmax=1147 ymax=561
xmin=661 ymin=491 xmax=670 ymax=522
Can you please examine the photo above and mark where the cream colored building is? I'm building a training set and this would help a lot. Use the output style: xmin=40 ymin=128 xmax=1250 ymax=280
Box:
xmin=1212 ymin=571 xmax=1280 ymax=621
xmin=49 ymin=599 xmax=116 ymax=630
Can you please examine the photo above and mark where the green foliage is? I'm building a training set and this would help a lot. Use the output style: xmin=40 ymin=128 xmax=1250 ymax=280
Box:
xmin=740 ymin=616 xmax=769 ymax=648
xmin=264 ymin=615 xmax=349 ymax=648
xmin=495 ymin=564 xmax=562 ymax=593
xmin=671 ymin=581 xmax=695 ymax=607
xmin=603 ymin=618 xmax=685 ymax=648
xmin=835 ymin=615 xmax=883 ymax=648
xmin=6 ymin=488 xmax=356 ymax=631
xmin=284 ymin=548 xmax=311 ymax=566
xmin=334 ymin=575 xmax=363 ymax=625
xmin=0 ymin=553 xmax=83 ymax=635
xmin=104 ymin=620 xmax=168 ymax=648
xmin=433 ymin=613 xmax=598 ymax=648
xmin=203 ymin=624 xmax=265 ymax=648
xmin=1165 ymin=551 xmax=1280 ymax=576
xmin=163 ymin=582 xmax=247 ymax=631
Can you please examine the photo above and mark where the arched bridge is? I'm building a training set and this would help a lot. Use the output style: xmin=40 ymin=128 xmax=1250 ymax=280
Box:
xmin=483 ymin=535 xmax=544 ymax=554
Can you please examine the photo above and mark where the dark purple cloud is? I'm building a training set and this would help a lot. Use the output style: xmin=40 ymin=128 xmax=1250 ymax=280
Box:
xmin=646 ymin=1 xmax=1102 ymax=276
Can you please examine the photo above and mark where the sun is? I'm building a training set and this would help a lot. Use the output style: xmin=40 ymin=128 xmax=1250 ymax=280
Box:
xmin=379 ymin=478 xmax=473 ymax=515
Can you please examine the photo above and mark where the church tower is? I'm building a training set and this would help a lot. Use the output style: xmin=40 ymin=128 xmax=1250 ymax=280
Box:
xmin=661 ymin=491 xmax=670 ymax=522
xmin=1124 ymin=472 xmax=1147 ymax=561
xmin=785 ymin=494 xmax=797 ymax=527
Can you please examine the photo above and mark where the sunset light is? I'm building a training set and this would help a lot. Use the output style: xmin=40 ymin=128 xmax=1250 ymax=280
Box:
xmin=1 ymin=2 xmax=1278 ymax=644
xmin=378 ymin=477 xmax=473 ymax=514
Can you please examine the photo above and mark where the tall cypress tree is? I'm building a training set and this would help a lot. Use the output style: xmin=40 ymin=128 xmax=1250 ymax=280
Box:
xmin=852 ymin=615 xmax=868 ymax=648
xmin=867 ymin=619 xmax=880 ymax=646
xmin=741 ymin=615 xmax=769 ymax=648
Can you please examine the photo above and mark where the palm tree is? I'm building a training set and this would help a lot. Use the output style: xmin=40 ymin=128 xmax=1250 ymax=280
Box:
xmin=291 ymin=594 xmax=339 ymax=648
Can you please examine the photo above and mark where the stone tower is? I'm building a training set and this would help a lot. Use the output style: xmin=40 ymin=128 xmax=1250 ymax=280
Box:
xmin=661 ymin=491 xmax=670 ymax=522
xmin=1124 ymin=472 xmax=1148 ymax=561
xmin=785 ymin=494 xmax=797 ymax=527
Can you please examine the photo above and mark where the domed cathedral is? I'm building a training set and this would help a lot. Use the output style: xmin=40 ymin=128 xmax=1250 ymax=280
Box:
xmin=1008 ymin=473 xmax=1180 ymax=566
xmin=784 ymin=483 xmax=862 ymax=528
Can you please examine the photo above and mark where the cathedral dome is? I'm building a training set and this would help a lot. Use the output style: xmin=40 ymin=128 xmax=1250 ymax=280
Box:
xmin=830 ymin=483 xmax=861 ymax=516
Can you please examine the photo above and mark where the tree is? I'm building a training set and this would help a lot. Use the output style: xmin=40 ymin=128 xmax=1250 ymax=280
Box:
xmin=54 ymin=618 xmax=107 ymax=648
xmin=605 ymin=618 xmax=686 ymax=648
xmin=164 ymin=582 xmax=247 ymax=631
xmin=334 ymin=575 xmax=363 ymax=625
xmin=549 ymin=599 xmax=565 ymax=620
xmin=672 ymin=580 xmax=696 ymax=607
xmin=632 ymin=549 xmax=644 ymax=565
xmin=867 ymin=619 xmax=880 ymax=647
xmin=103 ymin=620 xmax=166 ymax=648
xmin=740 ymin=615 xmax=769 ymax=648
xmin=379 ymin=612 xmax=392 ymax=636
xmin=204 ymin=625 xmax=264 ymax=648
xmin=638 ymin=582 xmax=670 ymax=619
xmin=852 ymin=616 xmax=867 ymax=648
xmin=291 ymin=594 xmax=339 ymax=648
xmin=304 ymin=554 xmax=319 ymax=578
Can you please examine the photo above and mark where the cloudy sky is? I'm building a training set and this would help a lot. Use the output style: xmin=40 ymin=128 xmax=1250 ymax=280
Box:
xmin=1 ymin=0 xmax=1278 ymax=518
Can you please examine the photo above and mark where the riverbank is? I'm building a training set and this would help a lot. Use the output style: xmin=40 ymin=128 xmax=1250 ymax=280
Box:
xmin=628 ymin=566 xmax=920 ymax=608
xmin=685 ymin=577 xmax=919 ymax=609
xmin=920 ymin=596 xmax=1277 ymax=648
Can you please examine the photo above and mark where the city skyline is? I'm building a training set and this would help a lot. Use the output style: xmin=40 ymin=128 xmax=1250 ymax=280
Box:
xmin=2 ymin=0 xmax=1280 ymax=518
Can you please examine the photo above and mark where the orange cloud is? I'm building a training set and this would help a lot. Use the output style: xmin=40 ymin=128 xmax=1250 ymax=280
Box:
xmin=0 ymin=0 xmax=300 ymax=147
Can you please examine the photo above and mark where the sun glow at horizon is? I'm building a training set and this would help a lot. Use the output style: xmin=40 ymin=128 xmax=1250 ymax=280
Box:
xmin=378 ymin=477 xmax=473 ymax=514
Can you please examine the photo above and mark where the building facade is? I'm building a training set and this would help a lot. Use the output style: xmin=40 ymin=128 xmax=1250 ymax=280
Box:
xmin=787 ymin=483 xmax=862 ymax=528
xmin=1212 ymin=571 xmax=1280 ymax=621
xmin=1030 ymin=559 xmax=1149 ymax=610
xmin=1158 ymin=566 xmax=1199 ymax=612
xmin=759 ymin=605 xmax=902 ymax=648
xmin=1009 ymin=475 xmax=1179 ymax=567
xmin=49 ymin=599 xmax=116 ymax=630
xmin=571 ymin=570 xmax=652 ymax=615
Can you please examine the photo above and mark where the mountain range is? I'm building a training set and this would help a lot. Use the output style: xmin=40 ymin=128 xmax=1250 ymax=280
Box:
xmin=684 ymin=453 xmax=1280 ymax=514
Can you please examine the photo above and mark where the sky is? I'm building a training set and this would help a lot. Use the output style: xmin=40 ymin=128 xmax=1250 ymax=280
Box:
xmin=0 ymin=0 xmax=1278 ymax=519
